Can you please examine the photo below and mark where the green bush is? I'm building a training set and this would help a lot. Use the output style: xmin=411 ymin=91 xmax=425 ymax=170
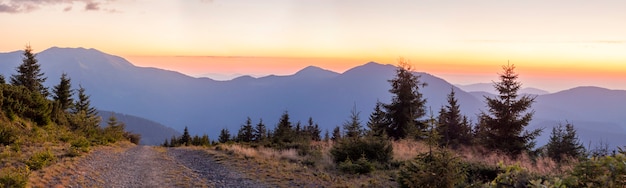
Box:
xmin=0 ymin=124 xmax=18 ymax=145
xmin=71 ymin=137 xmax=91 ymax=153
xmin=568 ymin=154 xmax=626 ymax=187
xmin=330 ymin=136 xmax=392 ymax=165
xmin=0 ymin=166 xmax=30 ymax=188
xmin=397 ymin=150 xmax=465 ymax=188
xmin=489 ymin=163 xmax=532 ymax=188
xmin=26 ymin=150 xmax=56 ymax=170
xmin=338 ymin=156 xmax=375 ymax=174
xmin=461 ymin=161 xmax=501 ymax=186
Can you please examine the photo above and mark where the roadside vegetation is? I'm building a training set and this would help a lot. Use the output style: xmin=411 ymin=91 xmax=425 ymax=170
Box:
xmin=170 ymin=58 xmax=625 ymax=187
xmin=0 ymin=45 xmax=139 ymax=187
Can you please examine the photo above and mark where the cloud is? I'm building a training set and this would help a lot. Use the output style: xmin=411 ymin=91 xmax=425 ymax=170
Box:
xmin=84 ymin=1 xmax=99 ymax=11
xmin=0 ymin=0 xmax=117 ymax=13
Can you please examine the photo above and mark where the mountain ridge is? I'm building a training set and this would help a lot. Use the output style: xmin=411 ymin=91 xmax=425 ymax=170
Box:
xmin=0 ymin=47 xmax=624 ymax=148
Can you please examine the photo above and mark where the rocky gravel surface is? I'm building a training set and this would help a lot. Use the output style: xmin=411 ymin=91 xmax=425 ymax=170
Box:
xmin=53 ymin=145 xmax=266 ymax=188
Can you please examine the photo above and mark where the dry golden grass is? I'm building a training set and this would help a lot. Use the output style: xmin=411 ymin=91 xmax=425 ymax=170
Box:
xmin=456 ymin=145 xmax=574 ymax=176
xmin=205 ymin=143 xmax=397 ymax=187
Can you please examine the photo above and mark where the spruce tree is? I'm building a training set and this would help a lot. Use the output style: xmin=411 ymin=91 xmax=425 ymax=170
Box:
xmin=72 ymin=85 xmax=97 ymax=117
xmin=254 ymin=119 xmax=267 ymax=142
xmin=437 ymin=89 xmax=472 ymax=148
xmin=236 ymin=117 xmax=254 ymax=142
xmin=218 ymin=128 xmax=230 ymax=143
xmin=305 ymin=117 xmax=322 ymax=141
xmin=546 ymin=123 xmax=585 ymax=162
xmin=343 ymin=105 xmax=363 ymax=139
xmin=384 ymin=59 xmax=427 ymax=140
xmin=367 ymin=101 xmax=387 ymax=137
xmin=52 ymin=73 xmax=73 ymax=111
xmin=273 ymin=111 xmax=294 ymax=143
xmin=331 ymin=126 xmax=342 ymax=141
xmin=11 ymin=45 xmax=48 ymax=97
xmin=0 ymin=75 xmax=5 ymax=84
xmin=180 ymin=126 xmax=191 ymax=146
xmin=70 ymin=85 xmax=100 ymax=130
xmin=476 ymin=64 xmax=541 ymax=156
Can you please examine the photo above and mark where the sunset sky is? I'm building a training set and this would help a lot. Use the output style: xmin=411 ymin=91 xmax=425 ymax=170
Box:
xmin=1 ymin=0 xmax=625 ymax=92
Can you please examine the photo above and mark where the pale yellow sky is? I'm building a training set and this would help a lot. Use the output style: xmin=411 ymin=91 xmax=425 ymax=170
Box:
xmin=1 ymin=0 xmax=625 ymax=91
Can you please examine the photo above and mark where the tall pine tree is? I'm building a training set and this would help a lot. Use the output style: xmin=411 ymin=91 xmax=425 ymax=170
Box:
xmin=436 ymin=88 xmax=472 ymax=148
xmin=384 ymin=59 xmax=427 ymax=140
xmin=70 ymin=85 xmax=100 ymax=130
xmin=11 ymin=45 xmax=48 ymax=97
xmin=476 ymin=63 xmax=541 ymax=156
xmin=366 ymin=101 xmax=388 ymax=137
xmin=254 ymin=118 xmax=267 ymax=142
xmin=52 ymin=73 xmax=73 ymax=111
xmin=343 ymin=105 xmax=363 ymax=139
xmin=236 ymin=117 xmax=254 ymax=142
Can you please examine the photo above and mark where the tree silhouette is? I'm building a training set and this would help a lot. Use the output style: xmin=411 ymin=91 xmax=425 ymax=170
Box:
xmin=11 ymin=45 xmax=48 ymax=97
xmin=52 ymin=73 xmax=73 ymax=111
xmin=437 ymin=88 xmax=472 ymax=148
xmin=476 ymin=63 xmax=541 ymax=156
xmin=384 ymin=58 xmax=427 ymax=140
xmin=180 ymin=126 xmax=191 ymax=146
xmin=218 ymin=128 xmax=231 ymax=143
xmin=546 ymin=123 xmax=585 ymax=162
xmin=366 ymin=101 xmax=387 ymax=137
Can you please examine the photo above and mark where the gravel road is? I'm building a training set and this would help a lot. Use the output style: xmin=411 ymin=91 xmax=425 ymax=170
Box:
xmin=55 ymin=145 xmax=265 ymax=188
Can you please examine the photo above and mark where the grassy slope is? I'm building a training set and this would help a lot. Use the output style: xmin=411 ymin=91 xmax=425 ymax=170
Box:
xmin=189 ymin=140 xmax=573 ymax=187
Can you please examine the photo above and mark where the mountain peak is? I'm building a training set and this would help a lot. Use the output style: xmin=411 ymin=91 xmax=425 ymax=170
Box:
xmin=293 ymin=66 xmax=339 ymax=79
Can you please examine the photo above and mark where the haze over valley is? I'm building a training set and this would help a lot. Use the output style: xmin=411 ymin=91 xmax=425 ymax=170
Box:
xmin=1 ymin=47 xmax=624 ymax=148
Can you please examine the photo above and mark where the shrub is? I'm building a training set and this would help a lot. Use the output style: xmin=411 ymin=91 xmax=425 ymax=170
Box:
xmin=0 ymin=124 xmax=18 ymax=145
xmin=461 ymin=161 xmax=501 ymax=186
xmin=330 ymin=136 xmax=392 ymax=165
xmin=397 ymin=149 xmax=465 ymax=188
xmin=338 ymin=156 xmax=375 ymax=174
xmin=71 ymin=137 xmax=91 ymax=153
xmin=0 ymin=166 xmax=30 ymax=188
xmin=489 ymin=163 xmax=532 ymax=188
xmin=568 ymin=154 xmax=626 ymax=187
xmin=123 ymin=132 xmax=141 ymax=144
xmin=26 ymin=150 xmax=56 ymax=170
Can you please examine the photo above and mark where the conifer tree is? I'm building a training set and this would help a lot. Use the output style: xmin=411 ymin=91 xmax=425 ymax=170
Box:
xmin=11 ymin=45 xmax=48 ymax=96
xmin=254 ymin=119 xmax=267 ymax=142
xmin=324 ymin=129 xmax=330 ymax=142
xmin=331 ymin=126 xmax=342 ymax=141
xmin=436 ymin=89 xmax=472 ymax=148
xmin=343 ymin=105 xmax=363 ymax=139
xmin=546 ymin=123 xmax=585 ymax=162
xmin=476 ymin=64 xmax=541 ymax=156
xmin=384 ymin=59 xmax=427 ymax=140
xmin=273 ymin=111 xmax=294 ymax=143
xmin=0 ymin=75 xmax=5 ymax=84
xmin=236 ymin=117 xmax=254 ymax=142
xmin=218 ymin=128 xmax=230 ymax=143
xmin=52 ymin=73 xmax=73 ymax=111
xmin=304 ymin=117 xmax=322 ymax=141
xmin=367 ymin=101 xmax=387 ymax=137
xmin=70 ymin=85 xmax=100 ymax=130
xmin=72 ymin=85 xmax=97 ymax=116
xmin=180 ymin=126 xmax=191 ymax=146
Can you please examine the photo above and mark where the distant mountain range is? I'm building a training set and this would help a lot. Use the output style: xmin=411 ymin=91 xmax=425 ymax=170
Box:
xmin=0 ymin=47 xmax=624 ymax=148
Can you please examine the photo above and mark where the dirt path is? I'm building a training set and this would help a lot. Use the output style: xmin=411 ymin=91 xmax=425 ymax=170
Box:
xmin=47 ymin=145 xmax=264 ymax=188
